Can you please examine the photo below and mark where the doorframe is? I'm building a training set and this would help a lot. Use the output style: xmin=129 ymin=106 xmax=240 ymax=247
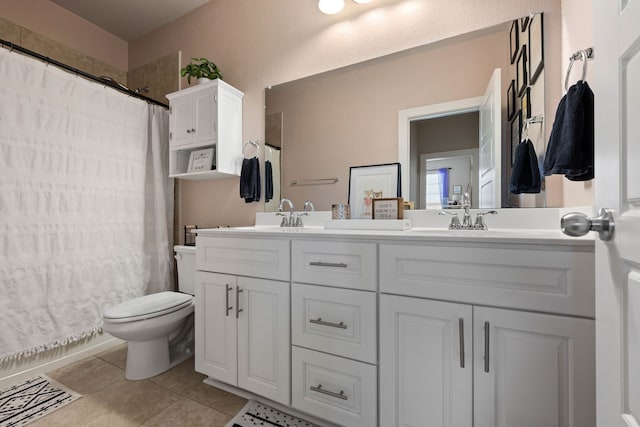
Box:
xmin=398 ymin=96 xmax=483 ymax=203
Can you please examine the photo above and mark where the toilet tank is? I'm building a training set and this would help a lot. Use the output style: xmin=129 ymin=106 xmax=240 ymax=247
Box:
xmin=174 ymin=245 xmax=196 ymax=295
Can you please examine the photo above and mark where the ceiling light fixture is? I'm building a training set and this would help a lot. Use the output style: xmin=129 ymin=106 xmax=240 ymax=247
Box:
xmin=318 ymin=0 xmax=372 ymax=15
xmin=318 ymin=0 xmax=345 ymax=14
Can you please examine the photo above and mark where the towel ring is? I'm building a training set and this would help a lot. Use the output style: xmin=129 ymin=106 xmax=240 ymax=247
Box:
xmin=564 ymin=50 xmax=588 ymax=93
xmin=242 ymin=140 xmax=260 ymax=159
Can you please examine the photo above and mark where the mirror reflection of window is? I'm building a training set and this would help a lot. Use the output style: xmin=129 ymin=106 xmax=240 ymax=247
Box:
xmin=425 ymin=170 xmax=443 ymax=210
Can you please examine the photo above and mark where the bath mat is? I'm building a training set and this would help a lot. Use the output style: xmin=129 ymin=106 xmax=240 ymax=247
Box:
xmin=0 ymin=374 xmax=81 ymax=427
xmin=225 ymin=400 xmax=319 ymax=427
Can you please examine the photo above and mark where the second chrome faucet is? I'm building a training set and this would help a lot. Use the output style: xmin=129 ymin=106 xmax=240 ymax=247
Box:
xmin=440 ymin=193 xmax=497 ymax=230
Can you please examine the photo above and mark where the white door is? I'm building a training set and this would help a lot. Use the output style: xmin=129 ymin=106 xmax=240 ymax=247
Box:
xmin=379 ymin=294 xmax=472 ymax=427
xmin=473 ymin=307 xmax=595 ymax=427
xmin=593 ymin=1 xmax=640 ymax=425
xmin=194 ymin=271 xmax=237 ymax=385
xmin=478 ymin=68 xmax=502 ymax=208
xmin=237 ymin=277 xmax=290 ymax=405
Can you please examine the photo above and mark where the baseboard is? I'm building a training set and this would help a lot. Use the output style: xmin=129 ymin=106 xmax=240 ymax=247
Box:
xmin=203 ymin=378 xmax=339 ymax=427
xmin=0 ymin=335 xmax=125 ymax=389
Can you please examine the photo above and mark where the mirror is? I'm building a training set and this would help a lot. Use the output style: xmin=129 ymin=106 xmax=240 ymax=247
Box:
xmin=265 ymin=16 xmax=547 ymax=211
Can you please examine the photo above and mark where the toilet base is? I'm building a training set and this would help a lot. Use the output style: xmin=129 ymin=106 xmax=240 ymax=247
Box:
xmin=125 ymin=338 xmax=170 ymax=380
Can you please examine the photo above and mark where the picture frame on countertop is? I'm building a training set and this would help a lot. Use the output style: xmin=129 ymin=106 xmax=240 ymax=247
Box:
xmin=348 ymin=163 xmax=401 ymax=219
xmin=528 ymin=12 xmax=544 ymax=85
xmin=507 ymin=79 xmax=516 ymax=120
xmin=372 ymin=197 xmax=404 ymax=220
xmin=187 ymin=147 xmax=214 ymax=173
xmin=511 ymin=110 xmax=522 ymax=166
xmin=516 ymin=47 xmax=528 ymax=96
xmin=509 ymin=19 xmax=519 ymax=64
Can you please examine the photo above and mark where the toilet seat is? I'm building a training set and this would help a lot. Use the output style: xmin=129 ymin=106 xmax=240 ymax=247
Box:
xmin=104 ymin=291 xmax=194 ymax=324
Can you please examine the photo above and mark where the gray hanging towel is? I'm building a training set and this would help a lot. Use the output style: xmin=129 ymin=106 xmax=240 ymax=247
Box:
xmin=509 ymin=139 xmax=541 ymax=194
xmin=240 ymin=157 xmax=261 ymax=203
xmin=543 ymin=80 xmax=594 ymax=181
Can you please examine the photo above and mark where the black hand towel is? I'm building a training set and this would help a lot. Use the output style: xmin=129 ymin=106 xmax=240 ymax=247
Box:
xmin=264 ymin=160 xmax=273 ymax=202
xmin=543 ymin=80 xmax=594 ymax=181
xmin=509 ymin=139 xmax=541 ymax=194
xmin=240 ymin=157 xmax=261 ymax=203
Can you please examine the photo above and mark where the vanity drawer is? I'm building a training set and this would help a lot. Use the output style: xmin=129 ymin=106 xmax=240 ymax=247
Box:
xmin=196 ymin=236 xmax=290 ymax=281
xmin=292 ymin=240 xmax=376 ymax=291
xmin=292 ymin=283 xmax=377 ymax=363
xmin=380 ymin=243 xmax=595 ymax=317
xmin=292 ymin=346 xmax=377 ymax=427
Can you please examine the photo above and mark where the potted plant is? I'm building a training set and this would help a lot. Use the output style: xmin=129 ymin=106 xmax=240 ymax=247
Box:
xmin=180 ymin=58 xmax=223 ymax=84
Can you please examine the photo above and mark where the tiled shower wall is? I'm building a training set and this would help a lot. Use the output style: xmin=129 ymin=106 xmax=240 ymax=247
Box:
xmin=0 ymin=16 xmax=127 ymax=85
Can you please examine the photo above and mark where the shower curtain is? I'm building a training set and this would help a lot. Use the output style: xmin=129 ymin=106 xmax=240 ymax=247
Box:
xmin=0 ymin=48 xmax=174 ymax=363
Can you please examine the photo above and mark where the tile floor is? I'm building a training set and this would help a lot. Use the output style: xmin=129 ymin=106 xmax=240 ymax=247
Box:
xmin=28 ymin=344 xmax=248 ymax=427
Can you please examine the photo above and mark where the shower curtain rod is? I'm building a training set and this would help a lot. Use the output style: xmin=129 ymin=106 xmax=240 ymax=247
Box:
xmin=0 ymin=38 xmax=168 ymax=109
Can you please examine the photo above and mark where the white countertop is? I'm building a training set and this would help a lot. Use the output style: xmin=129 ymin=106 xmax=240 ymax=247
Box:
xmin=195 ymin=207 xmax=595 ymax=248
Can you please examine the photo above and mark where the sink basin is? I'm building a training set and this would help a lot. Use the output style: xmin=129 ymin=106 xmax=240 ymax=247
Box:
xmin=407 ymin=227 xmax=569 ymax=238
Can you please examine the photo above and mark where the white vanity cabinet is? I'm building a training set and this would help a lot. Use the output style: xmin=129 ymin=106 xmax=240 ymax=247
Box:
xmin=290 ymin=239 xmax=378 ymax=427
xmin=195 ymin=236 xmax=290 ymax=405
xmin=166 ymin=79 xmax=243 ymax=179
xmin=379 ymin=241 xmax=596 ymax=427
xmin=380 ymin=295 xmax=473 ymax=427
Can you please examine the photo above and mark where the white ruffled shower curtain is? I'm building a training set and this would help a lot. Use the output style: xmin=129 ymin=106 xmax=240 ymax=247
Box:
xmin=0 ymin=48 xmax=173 ymax=363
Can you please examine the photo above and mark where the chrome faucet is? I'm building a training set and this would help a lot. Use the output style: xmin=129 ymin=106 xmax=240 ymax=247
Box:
xmin=439 ymin=192 xmax=498 ymax=230
xmin=277 ymin=198 xmax=295 ymax=227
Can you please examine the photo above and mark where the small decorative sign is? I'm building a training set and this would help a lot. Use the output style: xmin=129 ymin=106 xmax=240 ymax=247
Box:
xmin=372 ymin=197 xmax=404 ymax=220
xmin=187 ymin=147 xmax=214 ymax=173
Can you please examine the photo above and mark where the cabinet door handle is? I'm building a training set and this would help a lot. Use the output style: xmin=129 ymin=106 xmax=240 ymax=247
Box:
xmin=191 ymin=128 xmax=196 ymax=133
xmin=235 ymin=287 xmax=243 ymax=319
xmin=186 ymin=129 xmax=192 ymax=133
xmin=310 ymin=384 xmax=348 ymax=400
xmin=484 ymin=321 xmax=490 ymax=373
xmin=309 ymin=261 xmax=348 ymax=268
xmin=459 ymin=317 xmax=465 ymax=368
xmin=225 ymin=284 xmax=232 ymax=317
xmin=309 ymin=317 xmax=347 ymax=329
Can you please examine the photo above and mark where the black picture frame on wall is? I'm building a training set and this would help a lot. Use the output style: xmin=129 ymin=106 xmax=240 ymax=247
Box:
xmin=507 ymin=80 xmax=516 ymax=120
xmin=511 ymin=110 xmax=522 ymax=165
xmin=516 ymin=48 xmax=528 ymax=96
xmin=520 ymin=16 xmax=530 ymax=32
xmin=509 ymin=20 xmax=519 ymax=64
xmin=528 ymin=13 xmax=544 ymax=85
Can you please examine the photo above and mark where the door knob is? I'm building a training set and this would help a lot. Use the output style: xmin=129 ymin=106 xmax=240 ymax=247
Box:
xmin=561 ymin=208 xmax=615 ymax=241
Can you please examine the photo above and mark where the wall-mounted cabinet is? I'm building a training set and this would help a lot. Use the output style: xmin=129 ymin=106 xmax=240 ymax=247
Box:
xmin=166 ymin=79 xmax=243 ymax=180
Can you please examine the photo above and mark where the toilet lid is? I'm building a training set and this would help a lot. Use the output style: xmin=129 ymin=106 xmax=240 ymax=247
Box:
xmin=104 ymin=291 xmax=194 ymax=321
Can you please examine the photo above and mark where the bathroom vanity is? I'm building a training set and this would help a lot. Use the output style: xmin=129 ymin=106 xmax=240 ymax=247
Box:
xmin=194 ymin=212 xmax=595 ymax=427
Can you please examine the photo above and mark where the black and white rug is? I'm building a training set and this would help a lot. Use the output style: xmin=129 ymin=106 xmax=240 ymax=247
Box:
xmin=0 ymin=374 xmax=81 ymax=427
xmin=226 ymin=400 xmax=319 ymax=427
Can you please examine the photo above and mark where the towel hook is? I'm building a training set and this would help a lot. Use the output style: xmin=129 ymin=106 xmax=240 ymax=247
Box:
xmin=564 ymin=49 xmax=588 ymax=93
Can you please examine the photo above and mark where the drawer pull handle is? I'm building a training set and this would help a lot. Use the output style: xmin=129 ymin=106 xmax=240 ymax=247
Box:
xmin=459 ymin=317 xmax=465 ymax=368
xmin=225 ymin=284 xmax=232 ymax=317
xmin=309 ymin=261 xmax=348 ymax=268
xmin=310 ymin=384 xmax=348 ymax=400
xmin=484 ymin=321 xmax=490 ymax=373
xmin=236 ymin=287 xmax=243 ymax=319
xmin=309 ymin=318 xmax=347 ymax=329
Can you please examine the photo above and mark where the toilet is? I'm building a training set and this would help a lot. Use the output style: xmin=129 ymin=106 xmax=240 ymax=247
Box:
xmin=103 ymin=245 xmax=196 ymax=380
